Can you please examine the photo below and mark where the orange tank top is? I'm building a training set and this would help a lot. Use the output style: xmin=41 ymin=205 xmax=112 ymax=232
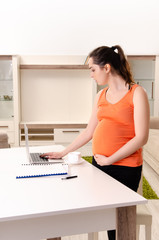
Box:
xmin=92 ymin=84 xmax=142 ymax=167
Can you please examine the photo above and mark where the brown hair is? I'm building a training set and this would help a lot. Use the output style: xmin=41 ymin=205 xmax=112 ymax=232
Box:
xmin=89 ymin=45 xmax=135 ymax=85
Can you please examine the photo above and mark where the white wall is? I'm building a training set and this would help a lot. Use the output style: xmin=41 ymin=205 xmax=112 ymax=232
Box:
xmin=0 ymin=0 xmax=159 ymax=55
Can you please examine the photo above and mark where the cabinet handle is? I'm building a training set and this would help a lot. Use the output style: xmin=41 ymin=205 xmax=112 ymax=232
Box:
xmin=62 ymin=130 xmax=80 ymax=133
xmin=0 ymin=126 xmax=8 ymax=128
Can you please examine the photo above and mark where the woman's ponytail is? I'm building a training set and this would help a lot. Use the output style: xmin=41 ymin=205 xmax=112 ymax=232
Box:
xmin=89 ymin=45 xmax=135 ymax=85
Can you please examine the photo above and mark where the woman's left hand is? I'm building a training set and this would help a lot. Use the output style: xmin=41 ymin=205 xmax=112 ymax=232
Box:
xmin=94 ymin=154 xmax=108 ymax=166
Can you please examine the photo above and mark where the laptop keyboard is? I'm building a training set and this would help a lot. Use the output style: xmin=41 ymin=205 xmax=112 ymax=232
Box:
xmin=30 ymin=153 xmax=49 ymax=163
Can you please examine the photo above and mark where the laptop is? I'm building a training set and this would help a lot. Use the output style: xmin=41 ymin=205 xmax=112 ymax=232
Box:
xmin=24 ymin=124 xmax=64 ymax=164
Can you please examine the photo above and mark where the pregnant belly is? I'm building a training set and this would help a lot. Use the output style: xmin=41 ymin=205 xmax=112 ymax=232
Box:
xmin=92 ymin=120 xmax=133 ymax=156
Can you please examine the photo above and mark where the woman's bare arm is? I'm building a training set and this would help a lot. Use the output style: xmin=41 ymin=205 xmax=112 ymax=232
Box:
xmin=41 ymin=90 xmax=102 ymax=159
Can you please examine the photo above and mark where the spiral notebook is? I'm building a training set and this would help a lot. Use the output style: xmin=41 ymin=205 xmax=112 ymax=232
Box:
xmin=16 ymin=163 xmax=68 ymax=179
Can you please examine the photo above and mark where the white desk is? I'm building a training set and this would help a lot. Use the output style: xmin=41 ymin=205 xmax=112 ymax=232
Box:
xmin=0 ymin=145 xmax=147 ymax=240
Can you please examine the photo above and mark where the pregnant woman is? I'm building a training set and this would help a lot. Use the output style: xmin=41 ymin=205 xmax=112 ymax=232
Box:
xmin=41 ymin=45 xmax=150 ymax=240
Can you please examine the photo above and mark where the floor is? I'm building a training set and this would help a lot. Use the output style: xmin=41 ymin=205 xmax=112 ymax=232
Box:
xmin=140 ymin=161 xmax=159 ymax=240
xmin=143 ymin=161 xmax=159 ymax=197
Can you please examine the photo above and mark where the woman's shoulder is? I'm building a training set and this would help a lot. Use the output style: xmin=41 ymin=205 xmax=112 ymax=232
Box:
xmin=132 ymin=84 xmax=147 ymax=95
xmin=130 ymin=84 xmax=146 ymax=96
xmin=132 ymin=84 xmax=149 ymax=103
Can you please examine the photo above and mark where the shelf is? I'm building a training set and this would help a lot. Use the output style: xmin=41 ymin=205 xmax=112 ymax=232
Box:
xmin=20 ymin=127 xmax=54 ymax=141
xmin=135 ymin=79 xmax=154 ymax=81
xmin=21 ymin=133 xmax=54 ymax=136
xmin=20 ymin=123 xmax=87 ymax=129
xmin=127 ymin=55 xmax=156 ymax=60
xmin=0 ymin=56 xmax=12 ymax=60
xmin=20 ymin=64 xmax=89 ymax=70
xmin=0 ymin=78 xmax=13 ymax=81
xmin=21 ymin=135 xmax=54 ymax=141
xmin=0 ymin=117 xmax=14 ymax=121
xmin=0 ymin=100 xmax=13 ymax=102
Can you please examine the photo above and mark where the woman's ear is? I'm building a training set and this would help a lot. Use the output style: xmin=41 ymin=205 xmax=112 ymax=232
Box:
xmin=104 ymin=64 xmax=111 ymax=73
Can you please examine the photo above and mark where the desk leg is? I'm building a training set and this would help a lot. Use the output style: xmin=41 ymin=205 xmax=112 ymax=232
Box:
xmin=116 ymin=206 xmax=136 ymax=240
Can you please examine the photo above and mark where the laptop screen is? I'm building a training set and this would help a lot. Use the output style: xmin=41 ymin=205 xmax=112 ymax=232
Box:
xmin=24 ymin=124 xmax=32 ymax=164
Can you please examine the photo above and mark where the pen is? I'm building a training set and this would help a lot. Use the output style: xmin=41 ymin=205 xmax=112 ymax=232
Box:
xmin=61 ymin=175 xmax=78 ymax=180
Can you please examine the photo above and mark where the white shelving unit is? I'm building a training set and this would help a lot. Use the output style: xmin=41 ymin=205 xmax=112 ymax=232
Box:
xmin=1 ymin=54 xmax=158 ymax=150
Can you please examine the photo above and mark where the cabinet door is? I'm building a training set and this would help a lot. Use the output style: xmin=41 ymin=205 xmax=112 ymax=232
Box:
xmin=0 ymin=57 xmax=13 ymax=119
xmin=54 ymin=128 xmax=84 ymax=143
xmin=129 ymin=58 xmax=155 ymax=116
xmin=136 ymin=80 xmax=154 ymax=100
xmin=129 ymin=59 xmax=155 ymax=80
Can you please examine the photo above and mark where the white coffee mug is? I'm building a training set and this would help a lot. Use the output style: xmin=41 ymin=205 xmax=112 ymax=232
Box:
xmin=68 ymin=152 xmax=81 ymax=163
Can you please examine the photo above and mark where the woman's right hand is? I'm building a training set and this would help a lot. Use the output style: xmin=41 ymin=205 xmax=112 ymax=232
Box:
xmin=40 ymin=151 xmax=65 ymax=159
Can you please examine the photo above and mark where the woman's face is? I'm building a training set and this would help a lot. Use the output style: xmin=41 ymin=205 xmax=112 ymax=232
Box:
xmin=88 ymin=57 xmax=108 ymax=85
